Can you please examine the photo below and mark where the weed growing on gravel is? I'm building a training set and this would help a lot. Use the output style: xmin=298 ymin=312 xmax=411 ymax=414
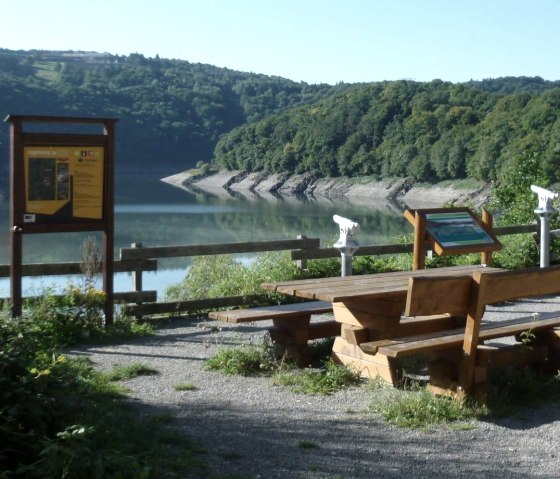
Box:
xmin=205 ymin=344 xmax=278 ymax=376
xmin=273 ymin=359 xmax=362 ymax=395
xmin=369 ymin=367 xmax=560 ymax=429
xmin=368 ymin=382 xmax=485 ymax=430
xmin=174 ymin=382 xmax=198 ymax=391
xmin=206 ymin=338 xmax=360 ymax=394
xmin=107 ymin=362 xmax=159 ymax=381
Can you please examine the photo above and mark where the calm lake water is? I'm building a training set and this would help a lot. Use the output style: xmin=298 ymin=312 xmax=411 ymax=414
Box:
xmin=0 ymin=175 xmax=411 ymax=298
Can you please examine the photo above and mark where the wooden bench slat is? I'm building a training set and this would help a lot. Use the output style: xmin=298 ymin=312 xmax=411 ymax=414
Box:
xmin=208 ymin=301 xmax=332 ymax=323
xmin=361 ymin=313 xmax=560 ymax=358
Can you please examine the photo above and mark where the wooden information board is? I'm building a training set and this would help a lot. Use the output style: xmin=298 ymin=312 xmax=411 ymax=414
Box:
xmin=5 ymin=115 xmax=117 ymax=323
xmin=405 ymin=207 xmax=502 ymax=269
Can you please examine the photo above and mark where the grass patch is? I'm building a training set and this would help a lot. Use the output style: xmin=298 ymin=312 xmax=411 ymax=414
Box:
xmin=273 ymin=359 xmax=361 ymax=395
xmin=205 ymin=338 xmax=282 ymax=376
xmin=485 ymin=369 xmax=560 ymax=417
xmin=174 ymin=382 xmax=198 ymax=391
xmin=106 ymin=362 xmax=159 ymax=381
xmin=205 ymin=345 xmax=273 ymax=376
xmin=368 ymin=382 xmax=485 ymax=430
xmin=206 ymin=342 xmax=360 ymax=394
xmin=369 ymin=368 xmax=560 ymax=430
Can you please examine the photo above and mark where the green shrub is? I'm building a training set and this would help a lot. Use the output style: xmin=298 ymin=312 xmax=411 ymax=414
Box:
xmin=165 ymin=252 xmax=302 ymax=303
xmin=0 ymin=287 xmax=198 ymax=478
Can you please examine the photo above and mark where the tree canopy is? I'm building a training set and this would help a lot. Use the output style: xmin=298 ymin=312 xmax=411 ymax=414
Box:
xmin=214 ymin=79 xmax=560 ymax=183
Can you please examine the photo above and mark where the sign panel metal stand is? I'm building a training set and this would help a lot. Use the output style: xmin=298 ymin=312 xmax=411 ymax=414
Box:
xmin=5 ymin=115 xmax=118 ymax=324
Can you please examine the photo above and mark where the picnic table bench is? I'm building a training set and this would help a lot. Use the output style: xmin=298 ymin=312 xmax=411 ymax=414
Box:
xmin=358 ymin=265 xmax=560 ymax=400
xmin=262 ymin=265 xmax=499 ymax=379
xmin=209 ymin=301 xmax=338 ymax=363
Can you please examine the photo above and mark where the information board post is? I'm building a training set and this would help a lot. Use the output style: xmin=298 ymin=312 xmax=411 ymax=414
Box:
xmin=412 ymin=211 xmax=426 ymax=270
xmin=481 ymin=209 xmax=493 ymax=266
xmin=9 ymin=117 xmax=24 ymax=317
xmin=5 ymin=115 xmax=118 ymax=325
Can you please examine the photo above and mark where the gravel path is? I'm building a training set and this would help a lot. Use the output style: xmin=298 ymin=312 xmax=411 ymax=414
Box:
xmin=67 ymin=299 xmax=560 ymax=478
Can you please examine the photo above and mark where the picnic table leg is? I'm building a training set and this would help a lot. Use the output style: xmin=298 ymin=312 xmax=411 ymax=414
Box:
xmin=330 ymin=299 xmax=404 ymax=385
xmin=269 ymin=315 xmax=312 ymax=365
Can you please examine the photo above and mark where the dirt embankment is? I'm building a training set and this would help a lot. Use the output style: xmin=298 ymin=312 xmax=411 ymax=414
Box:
xmin=161 ymin=170 xmax=491 ymax=209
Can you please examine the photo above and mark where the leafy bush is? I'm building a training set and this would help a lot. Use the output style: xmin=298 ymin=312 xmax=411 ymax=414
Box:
xmin=0 ymin=286 xmax=202 ymax=478
xmin=490 ymin=152 xmax=553 ymax=226
xmin=165 ymin=252 xmax=302 ymax=303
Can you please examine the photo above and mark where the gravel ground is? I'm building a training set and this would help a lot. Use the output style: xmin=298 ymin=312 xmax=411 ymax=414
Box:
xmin=67 ymin=298 xmax=560 ymax=479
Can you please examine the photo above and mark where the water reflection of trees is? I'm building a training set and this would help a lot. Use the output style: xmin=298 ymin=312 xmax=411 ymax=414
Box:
xmin=0 ymin=198 xmax=411 ymax=264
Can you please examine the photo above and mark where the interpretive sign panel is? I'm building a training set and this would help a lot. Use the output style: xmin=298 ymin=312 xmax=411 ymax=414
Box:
xmin=426 ymin=211 xmax=495 ymax=249
xmin=24 ymin=146 xmax=104 ymax=222
xmin=405 ymin=207 xmax=502 ymax=257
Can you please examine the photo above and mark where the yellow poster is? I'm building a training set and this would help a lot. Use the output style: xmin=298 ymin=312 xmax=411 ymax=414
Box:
xmin=24 ymin=146 xmax=104 ymax=221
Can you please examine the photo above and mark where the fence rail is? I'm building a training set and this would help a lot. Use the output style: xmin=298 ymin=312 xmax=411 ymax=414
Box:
xmin=0 ymin=223 xmax=545 ymax=317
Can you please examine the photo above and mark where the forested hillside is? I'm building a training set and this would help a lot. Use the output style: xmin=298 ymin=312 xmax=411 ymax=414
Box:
xmin=0 ymin=49 xmax=338 ymax=180
xmin=215 ymin=79 xmax=560 ymax=183
xmin=1 ymin=49 xmax=560 ymax=191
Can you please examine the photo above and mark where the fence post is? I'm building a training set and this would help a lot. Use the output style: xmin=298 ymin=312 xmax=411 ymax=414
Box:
xmin=296 ymin=235 xmax=308 ymax=270
xmin=131 ymin=242 xmax=143 ymax=318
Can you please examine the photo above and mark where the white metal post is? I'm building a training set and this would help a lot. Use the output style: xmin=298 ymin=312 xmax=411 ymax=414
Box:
xmin=531 ymin=185 xmax=558 ymax=268
xmin=333 ymin=215 xmax=360 ymax=277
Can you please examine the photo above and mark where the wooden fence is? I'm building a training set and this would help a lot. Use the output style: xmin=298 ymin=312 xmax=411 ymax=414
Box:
xmin=0 ymin=223 xmax=542 ymax=317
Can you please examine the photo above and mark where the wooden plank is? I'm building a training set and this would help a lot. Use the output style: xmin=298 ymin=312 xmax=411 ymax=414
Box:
xmin=363 ymin=313 xmax=560 ymax=358
xmin=396 ymin=314 xmax=466 ymax=337
xmin=481 ymin=265 xmax=560 ymax=305
xmin=0 ymin=259 xmax=157 ymax=278
xmin=340 ymin=324 xmax=370 ymax=345
xmin=263 ymin=265 xmax=499 ymax=302
xmin=331 ymin=337 xmax=401 ymax=383
xmin=120 ymin=237 xmax=320 ymax=260
xmin=124 ymin=294 xmax=266 ymax=316
xmin=269 ymin=320 xmax=339 ymax=342
xmin=306 ymin=320 xmax=340 ymax=340
xmin=405 ymin=276 xmax=472 ymax=317
xmin=208 ymin=301 xmax=332 ymax=323
xmin=475 ymin=344 xmax=548 ymax=371
xmin=114 ymin=290 xmax=157 ymax=303
xmin=290 ymin=243 xmax=414 ymax=260
xmin=262 ymin=265 xmax=489 ymax=293
xmin=332 ymin=301 xmax=401 ymax=331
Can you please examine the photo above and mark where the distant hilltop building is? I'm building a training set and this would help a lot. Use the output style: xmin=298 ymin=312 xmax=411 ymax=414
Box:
xmin=0 ymin=49 xmax=116 ymax=64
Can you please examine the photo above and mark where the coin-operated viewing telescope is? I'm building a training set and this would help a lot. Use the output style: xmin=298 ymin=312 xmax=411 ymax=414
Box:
xmin=531 ymin=185 xmax=558 ymax=267
xmin=333 ymin=215 xmax=360 ymax=277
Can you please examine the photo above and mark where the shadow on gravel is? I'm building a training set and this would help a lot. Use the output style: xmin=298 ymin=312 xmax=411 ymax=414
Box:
xmin=168 ymin=398 xmax=556 ymax=479
xmin=72 ymin=315 xmax=560 ymax=478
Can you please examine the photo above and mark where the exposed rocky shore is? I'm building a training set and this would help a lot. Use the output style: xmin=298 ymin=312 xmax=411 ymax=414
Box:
xmin=161 ymin=170 xmax=492 ymax=209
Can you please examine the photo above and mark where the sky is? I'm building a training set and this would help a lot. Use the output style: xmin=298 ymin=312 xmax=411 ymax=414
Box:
xmin=1 ymin=0 xmax=559 ymax=85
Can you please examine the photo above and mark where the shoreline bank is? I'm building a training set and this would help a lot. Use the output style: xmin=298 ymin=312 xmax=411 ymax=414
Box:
xmin=162 ymin=170 xmax=492 ymax=209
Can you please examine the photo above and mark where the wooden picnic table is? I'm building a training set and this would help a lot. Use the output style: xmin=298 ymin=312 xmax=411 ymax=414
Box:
xmin=262 ymin=264 xmax=502 ymax=381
